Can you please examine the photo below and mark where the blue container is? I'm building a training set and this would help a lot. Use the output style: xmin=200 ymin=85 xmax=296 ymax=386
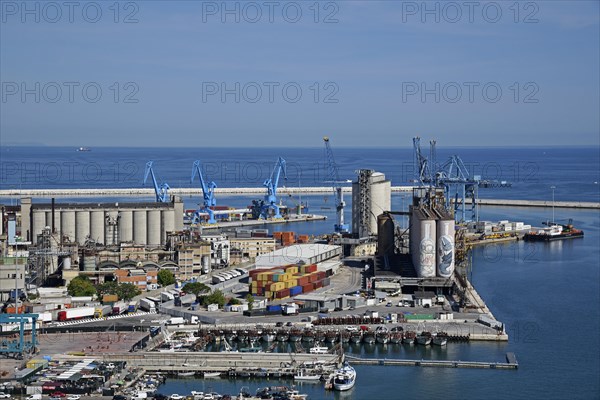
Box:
xmin=290 ymin=286 xmax=302 ymax=296
xmin=266 ymin=305 xmax=282 ymax=312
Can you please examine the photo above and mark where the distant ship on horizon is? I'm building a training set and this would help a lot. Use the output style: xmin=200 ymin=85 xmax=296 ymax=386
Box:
xmin=77 ymin=147 xmax=91 ymax=152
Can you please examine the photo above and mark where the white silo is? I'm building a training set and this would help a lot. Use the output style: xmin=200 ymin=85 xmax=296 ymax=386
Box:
xmin=119 ymin=210 xmax=133 ymax=242
xmin=61 ymin=211 xmax=76 ymax=242
xmin=90 ymin=210 xmax=105 ymax=244
xmin=147 ymin=210 xmax=161 ymax=245
xmin=162 ymin=210 xmax=175 ymax=244
xmin=133 ymin=210 xmax=147 ymax=244
xmin=436 ymin=218 xmax=455 ymax=278
xmin=75 ymin=211 xmax=90 ymax=244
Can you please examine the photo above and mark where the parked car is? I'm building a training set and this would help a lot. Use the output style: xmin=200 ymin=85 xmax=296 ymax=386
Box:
xmin=51 ymin=392 xmax=66 ymax=398
xmin=113 ymin=395 xmax=127 ymax=400
xmin=67 ymin=395 xmax=81 ymax=400
xmin=0 ymin=393 xmax=11 ymax=399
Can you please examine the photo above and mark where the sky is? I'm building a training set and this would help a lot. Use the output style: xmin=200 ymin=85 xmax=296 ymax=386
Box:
xmin=0 ymin=0 xmax=599 ymax=148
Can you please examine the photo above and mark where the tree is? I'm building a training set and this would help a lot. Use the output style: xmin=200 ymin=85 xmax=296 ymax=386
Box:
xmin=67 ymin=276 xmax=96 ymax=297
xmin=203 ymin=289 xmax=226 ymax=307
xmin=245 ymin=294 xmax=255 ymax=310
xmin=96 ymin=281 xmax=119 ymax=299
xmin=182 ymin=282 xmax=210 ymax=296
xmin=157 ymin=269 xmax=176 ymax=286
xmin=228 ymin=297 xmax=241 ymax=305
xmin=117 ymin=283 xmax=141 ymax=301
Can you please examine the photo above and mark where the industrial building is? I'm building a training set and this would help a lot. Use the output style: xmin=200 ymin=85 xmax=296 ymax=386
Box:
xmin=352 ymin=170 xmax=391 ymax=237
xmin=0 ymin=258 xmax=26 ymax=302
xmin=255 ymin=243 xmax=342 ymax=269
xmin=20 ymin=197 xmax=184 ymax=246
xmin=230 ymin=237 xmax=277 ymax=265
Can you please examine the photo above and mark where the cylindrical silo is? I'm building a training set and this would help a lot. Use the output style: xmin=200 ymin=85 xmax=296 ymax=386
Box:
xmin=370 ymin=176 xmax=391 ymax=235
xmin=61 ymin=211 xmax=76 ymax=242
xmin=119 ymin=210 xmax=133 ymax=242
xmin=33 ymin=211 xmax=46 ymax=238
xmin=75 ymin=211 xmax=90 ymax=244
xmin=147 ymin=210 xmax=161 ymax=246
xmin=377 ymin=213 xmax=395 ymax=256
xmin=162 ymin=210 xmax=175 ymax=243
xmin=436 ymin=219 xmax=455 ymax=278
xmin=413 ymin=217 xmax=436 ymax=278
xmin=90 ymin=211 xmax=105 ymax=244
xmin=133 ymin=210 xmax=147 ymax=245
xmin=62 ymin=256 xmax=71 ymax=270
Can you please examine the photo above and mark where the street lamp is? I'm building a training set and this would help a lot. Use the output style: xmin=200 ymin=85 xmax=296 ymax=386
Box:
xmin=550 ymin=186 xmax=556 ymax=224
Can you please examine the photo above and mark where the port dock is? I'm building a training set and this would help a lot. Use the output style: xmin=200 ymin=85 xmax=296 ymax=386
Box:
xmin=346 ymin=353 xmax=518 ymax=370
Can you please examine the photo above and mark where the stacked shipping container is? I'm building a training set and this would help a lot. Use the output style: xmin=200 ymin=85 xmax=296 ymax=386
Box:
xmin=250 ymin=264 xmax=329 ymax=300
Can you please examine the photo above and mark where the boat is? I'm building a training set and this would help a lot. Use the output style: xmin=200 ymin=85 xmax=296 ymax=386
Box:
xmin=176 ymin=371 xmax=195 ymax=377
xmin=314 ymin=330 xmax=326 ymax=342
xmin=375 ymin=326 xmax=390 ymax=344
xmin=294 ymin=369 xmax=322 ymax=381
xmin=237 ymin=330 xmax=249 ymax=342
xmin=362 ymin=330 xmax=375 ymax=344
xmin=309 ymin=346 xmax=329 ymax=354
xmin=349 ymin=331 xmax=362 ymax=344
xmin=417 ymin=331 xmax=432 ymax=346
xmin=262 ymin=329 xmax=276 ymax=342
xmin=239 ymin=345 xmax=262 ymax=353
xmin=301 ymin=329 xmax=315 ymax=343
xmin=276 ymin=330 xmax=289 ymax=342
xmin=325 ymin=329 xmax=339 ymax=343
xmin=389 ymin=331 xmax=403 ymax=344
xmin=332 ymin=363 xmax=356 ymax=391
xmin=432 ymin=332 xmax=448 ymax=346
xmin=289 ymin=329 xmax=303 ymax=342
xmin=403 ymin=331 xmax=416 ymax=345
xmin=203 ymin=372 xmax=221 ymax=378
xmin=524 ymin=221 xmax=584 ymax=242
xmin=340 ymin=331 xmax=351 ymax=343
xmin=77 ymin=147 xmax=91 ymax=152
xmin=256 ymin=386 xmax=308 ymax=399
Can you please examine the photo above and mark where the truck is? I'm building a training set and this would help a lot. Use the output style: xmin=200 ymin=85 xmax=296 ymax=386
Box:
xmin=128 ymin=300 xmax=138 ymax=313
xmin=178 ymin=294 xmax=196 ymax=306
xmin=139 ymin=298 xmax=157 ymax=313
xmin=94 ymin=305 xmax=113 ymax=318
xmin=160 ymin=292 xmax=175 ymax=302
xmin=112 ymin=301 xmax=128 ymax=315
xmin=282 ymin=303 xmax=299 ymax=316
xmin=166 ymin=317 xmax=185 ymax=325
xmin=57 ymin=306 xmax=96 ymax=321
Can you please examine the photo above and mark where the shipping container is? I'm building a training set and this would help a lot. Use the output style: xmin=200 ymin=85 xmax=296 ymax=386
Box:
xmin=94 ymin=305 xmax=112 ymax=318
xmin=57 ymin=306 xmax=95 ymax=321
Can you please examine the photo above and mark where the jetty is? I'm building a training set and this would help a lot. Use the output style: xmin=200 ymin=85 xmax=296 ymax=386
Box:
xmin=346 ymin=352 xmax=518 ymax=370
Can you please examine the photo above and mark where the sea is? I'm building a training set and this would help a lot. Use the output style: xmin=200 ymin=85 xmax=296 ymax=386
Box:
xmin=0 ymin=146 xmax=599 ymax=400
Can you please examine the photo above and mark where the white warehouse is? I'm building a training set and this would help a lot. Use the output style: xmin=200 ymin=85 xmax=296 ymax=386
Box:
xmin=255 ymin=243 xmax=342 ymax=269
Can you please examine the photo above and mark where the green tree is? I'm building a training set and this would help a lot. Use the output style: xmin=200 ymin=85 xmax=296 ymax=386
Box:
xmin=96 ymin=281 xmax=119 ymax=299
xmin=117 ymin=283 xmax=141 ymax=301
xmin=157 ymin=269 xmax=176 ymax=287
xmin=182 ymin=282 xmax=210 ymax=296
xmin=228 ymin=297 xmax=241 ymax=305
xmin=203 ymin=289 xmax=226 ymax=307
xmin=67 ymin=276 xmax=96 ymax=297
xmin=245 ymin=294 xmax=255 ymax=310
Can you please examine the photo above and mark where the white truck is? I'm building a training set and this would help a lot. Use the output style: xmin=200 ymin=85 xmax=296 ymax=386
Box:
xmin=167 ymin=317 xmax=185 ymax=325
xmin=283 ymin=303 xmax=299 ymax=316
xmin=139 ymin=298 xmax=157 ymax=313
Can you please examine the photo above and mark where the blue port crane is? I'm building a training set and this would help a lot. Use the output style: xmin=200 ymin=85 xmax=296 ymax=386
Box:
xmin=412 ymin=137 xmax=510 ymax=222
xmin=259 ymin=157 xmax=287 ymax=219
xmin=323 ymin=136 xmax=349 ymax=233
xmin=191 ymin=160 xmax=218 ymax=224
xmin=143 ymin=161 xmax=170 ymax=203
xmin=0 ymin=313 xmax=38 ymax=356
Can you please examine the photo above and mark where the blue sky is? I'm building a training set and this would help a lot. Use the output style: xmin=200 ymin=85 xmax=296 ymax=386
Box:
xmin=1 ymin=0 xmax=598 ymax=147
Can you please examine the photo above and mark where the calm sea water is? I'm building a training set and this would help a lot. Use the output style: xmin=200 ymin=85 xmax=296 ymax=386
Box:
xmin=0 ymin=147 xmax=598 ymax=399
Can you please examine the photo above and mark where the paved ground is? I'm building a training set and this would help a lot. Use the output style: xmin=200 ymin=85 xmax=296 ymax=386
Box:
xmin=36 ymin=331 xmax=148 ymax=356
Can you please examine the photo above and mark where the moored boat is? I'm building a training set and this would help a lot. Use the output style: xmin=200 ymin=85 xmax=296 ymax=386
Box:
xmin=389 ymin=331 xmax=403 ymax=344
xmin=325 ymin=329 xmax=339 ymax=343
xmin=432 ymin=332 xmax=448 ymax=346
xmin=362 ymin=330 xmax=375 ymax=344
xmin=276 ymin=330 xmax=289 ymax=342
xmin=302 ymin=329 xmax=315 ymax=343
xmin=289 ymin=328 xmax=303 ymax=342
xmin=294 ymin=369 xmax=322 ymax=381
xmin=403 ymin=331 xmax=416 ymax=345
xmin=332 ymin=363 xmax=356 ymax=391
xmin=262 ymin=329 xmax=276 ymax=342
xmin=350 ymin=331 xmax=362 ymax=344
xmin=417 ymin=331 xmax=432 ymax=346
xmin=376 ymin=326 xmax=390 ymax=344
xmin=524 ymin=221 xmax=584 ymax=241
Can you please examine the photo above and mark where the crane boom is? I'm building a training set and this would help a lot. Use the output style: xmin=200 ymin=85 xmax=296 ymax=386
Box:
xmin=323 ymin=136 xmax=349 ymax=233
xmin=259 ymin=157 xmax=287 ymax=219
xmin=191 ymin=160 xmax=217 ymax=224
xmin=143 ymin=161 xmax=170 ymax=203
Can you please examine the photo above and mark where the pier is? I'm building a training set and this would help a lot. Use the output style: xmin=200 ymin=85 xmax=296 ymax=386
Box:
xmin=346 ymin=352 xmax=518 ymax=370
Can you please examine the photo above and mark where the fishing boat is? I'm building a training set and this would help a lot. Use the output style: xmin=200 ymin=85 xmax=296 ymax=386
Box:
xmin=277 ymin=329 xmax=289 ymax=342
xmin=332 ymin=363 xmax=357 ymax=391
xmin=237 ymin=330 xmax=249 ymax=342
xmin=325 ymin=329 xmax=339 ymax=343
xmin=376 ymin=326 xmax=390 ymax=344
xmin=302 ymin=329 xmax=315 ymax=343
xmin=314 ymin=330 xmax=326 ymax=342
xmin=403 ymin=331 xmax=416 ymax=345
xmin=417 ymin=331 xmax=432 ymax=346
xmin=224 ymin=329 xmax=237 ymax=342
xmin=389 ymin=331 xmax=403 ymax=344
xmin=432 ymin=332 xmax=448 ymax=346
xmin=289 ymin=328 xmax=303 ymax=342
xmin=77 ymin=147 xmax=91 ymax=152
xmin=350 ymin=331 xmax=362 ymax=344
xmin=362 ymin=330 xmax=375 ymax=344
xmin=262 ymin=329 xmax=276 ymax=342
xmin=294 ymin=369 xmax=321 ymax=381
xmin=340 ymin=331 xmax=351 ymax=343
xmin=524 ymin=221 xmax=584 ymax=241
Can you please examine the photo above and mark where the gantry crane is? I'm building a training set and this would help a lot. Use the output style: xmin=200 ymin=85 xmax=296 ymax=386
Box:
xmin=259 ymin=157 xmax=287 ymax=219
xmin=191 ymin=160 xmax=218 ymax=224
xmin=143 ymin=161 xmax=170 ymax=203
xmin=323 ymin=136 xmax=349 ymax=233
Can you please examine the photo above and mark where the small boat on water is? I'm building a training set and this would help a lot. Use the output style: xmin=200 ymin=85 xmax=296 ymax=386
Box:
xmin=389 ymin=331 xmax=403 ymax=344
xmin=350 ymin=331 xmax=362 ymax=344
xmin=256 ymin=386 xmax=308 ymax=400
xmin=77 ymin=147 xmax=91 ymax=152
xmin=262 ymin=329 xmax=276 ymax=342
xmin=332 ymin=363 xmax=357 ymax=391
xmin=417 ymin=331 xmax=432 ymax=346
xmin=302 ymin=329 xmax=315 ymax=343
xmin=203 ymin=372 xmax=221 ymax=378
xmin=294 ymin=369 xmax=322 ymax=381
xmin=309 ymin=346 xmax=329 ymax=354
xmin=289 ymin=329 xmax=303 ymax=342
xmin=325 ymin=329 xmax=339 ymax=343
xmin=277 ymin=330 xmax=289 ymax=342
xmin=362 ymin=330 xmax=376 ymax=344
xmin=177 ymin=371 xmax=195 ymax=377
xmin=340 ymin=331 xmax=351 ymax=343
xmin=376 ymin=326 xmax=390 ymax=344
xmin=314 ymin=330 xmax=326 ymax=342
xmin=432 ymin=332 xmax=448 ymax=346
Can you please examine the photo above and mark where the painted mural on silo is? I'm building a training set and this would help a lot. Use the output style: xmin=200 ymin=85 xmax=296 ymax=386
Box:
xmin=436 ymin=219 xmax=455 ymax=278
xmin=419 ymin=220 xmax=436 ymax=277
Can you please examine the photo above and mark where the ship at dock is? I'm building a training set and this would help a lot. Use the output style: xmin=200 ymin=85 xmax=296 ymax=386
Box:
xmin=524 ymin=220 xmax=584 ymax=242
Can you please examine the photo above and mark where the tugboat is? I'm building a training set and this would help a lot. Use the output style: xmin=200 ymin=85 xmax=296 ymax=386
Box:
xmin=403 ymin=331 xmax=416 ymax=345
xmin=524 ymin=220 xmax=584 ymax=241
xmin=417 ymin=331 xmax=432 ymax=346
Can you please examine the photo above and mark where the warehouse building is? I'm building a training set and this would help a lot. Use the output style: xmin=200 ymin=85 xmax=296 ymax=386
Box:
xmin=255 ymin=243 xmax=342 ymax=269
